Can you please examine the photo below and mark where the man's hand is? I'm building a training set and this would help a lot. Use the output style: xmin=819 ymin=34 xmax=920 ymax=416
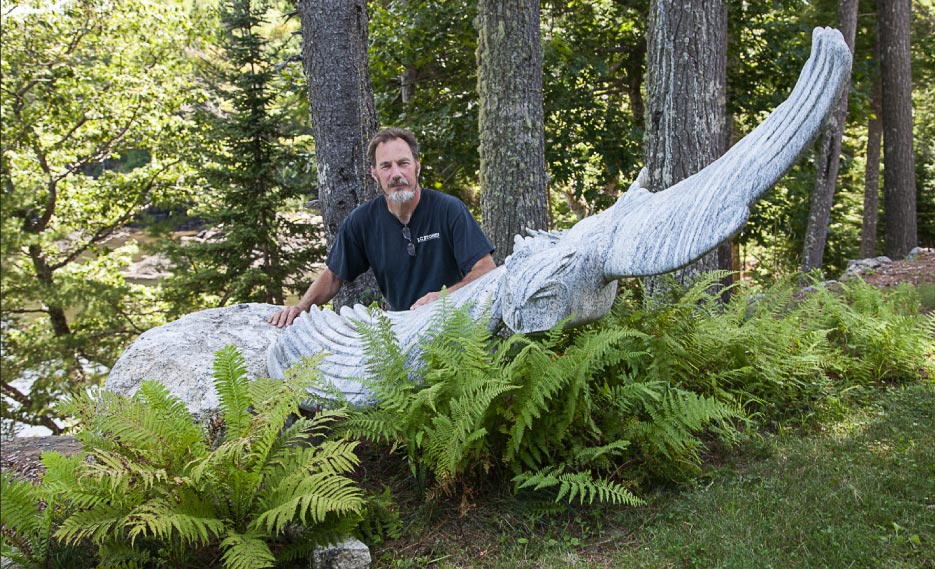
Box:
xmin=267 ymin=305 xmax=307 ymax=328
xmin=267 ymin=268 xmax=344 ymax=327
xmin=410 ymin=291 xmax=441 ymax=310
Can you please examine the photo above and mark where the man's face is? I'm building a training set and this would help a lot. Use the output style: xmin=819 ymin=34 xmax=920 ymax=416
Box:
xmin=372 ymin=137 xmax=420 ymax=205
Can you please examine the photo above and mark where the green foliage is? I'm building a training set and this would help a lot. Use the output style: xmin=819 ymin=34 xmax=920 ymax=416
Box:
xmin=540 ymin=0 xmax=647 ymax=218
xmin=1 ymin=0 xmax=201 ymax=433
xmin=16 ymin=346 xmax=363 ymax=568
xmin=159 ymin=0 xmax=322 ymax=314
xmin=368 ymin=0 xmax=481 ymax=203
xmin=334 ymin=270 xmax=932 ymax=510
xmin=1 ymin=465 xmax=95 ymax=569
xmin=612 ymin=273 xmax=934 ymax=427
xmin=802 ymin=278 xmax=935 ymax=386
xmin=354 ymin=486 xmax=403 ymax=546
xmin=335 ymin=296 xmax=740 ymax=505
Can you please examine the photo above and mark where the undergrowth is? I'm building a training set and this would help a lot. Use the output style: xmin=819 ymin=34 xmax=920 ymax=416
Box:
xmin=315 ymin=273 xmax=933 ymax=514
xmin=1 ymin=347 xmax=363 ymax=569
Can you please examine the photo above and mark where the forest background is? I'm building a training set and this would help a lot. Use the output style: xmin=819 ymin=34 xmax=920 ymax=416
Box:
xmin=1 ymin=0 xmax=933 ymax=435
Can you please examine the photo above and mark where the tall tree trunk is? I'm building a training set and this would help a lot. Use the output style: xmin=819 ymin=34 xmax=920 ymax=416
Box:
xmin=643 ymin=0 xmax=731 ymax=298
xmin=297 ymin=0 xmax=381 ymax=309
xmin=861 ymin=32 xmax=883 ymax=259
xmin=476 ymin=0 xmax=549 ymax=265
xmin=879 ymin=0 xmax=917 ymax=259
xmin=800 ymin=0 xmax=858 ymax=273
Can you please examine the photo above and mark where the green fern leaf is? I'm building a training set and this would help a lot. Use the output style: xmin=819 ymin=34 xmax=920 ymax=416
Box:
xmin=219 ymin=531 xmax=276 ymax=569
xmin=213 ymin=345 xmax=252 ymax=438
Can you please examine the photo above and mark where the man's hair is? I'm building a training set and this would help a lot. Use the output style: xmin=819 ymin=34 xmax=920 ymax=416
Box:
xmin=367 ymin=127 xmax=420 ymax=166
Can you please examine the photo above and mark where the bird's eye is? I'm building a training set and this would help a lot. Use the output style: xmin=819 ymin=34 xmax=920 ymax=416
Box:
xmin=528 ymin=287 xmax=559 ymax=302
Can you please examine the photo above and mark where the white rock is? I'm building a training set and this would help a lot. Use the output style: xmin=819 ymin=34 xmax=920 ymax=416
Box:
xmin=312 ymin=537 xmax=372 ymax=569
xmin=104 ymin=303 xmax=282 ymax=420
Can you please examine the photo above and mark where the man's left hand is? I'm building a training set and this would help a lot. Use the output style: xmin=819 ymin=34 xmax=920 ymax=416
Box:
xmin=410 ymin=291 xmax=441 ymax=309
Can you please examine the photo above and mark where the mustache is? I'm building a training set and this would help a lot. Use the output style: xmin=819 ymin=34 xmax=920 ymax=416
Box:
xmin=388 ymin=177 xmax=410 ymax=188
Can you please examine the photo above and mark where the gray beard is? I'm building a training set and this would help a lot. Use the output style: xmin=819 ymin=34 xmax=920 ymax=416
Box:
xmin=387 ymin=189 xmax=416 ymax=204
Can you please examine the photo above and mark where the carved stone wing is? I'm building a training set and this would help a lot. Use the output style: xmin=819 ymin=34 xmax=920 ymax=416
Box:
xmin=266 ymin=268 xmax=503 ymax=404
xmin=601 ymin=27 xmax=852 ymax=279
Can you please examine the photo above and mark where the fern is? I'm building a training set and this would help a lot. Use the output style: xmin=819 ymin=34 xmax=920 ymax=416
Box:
xmin=1 ymin=470 xmax=59 ymax=565
xmin=27 ymin=346 xmax=364 ymax=568
xmin=219 ymin=531 xmax=276 ymax=569
xmin=513 ymin=466 xmax=643 ymax=506
xmin=214 ymin=344 xmax=252 ymax=438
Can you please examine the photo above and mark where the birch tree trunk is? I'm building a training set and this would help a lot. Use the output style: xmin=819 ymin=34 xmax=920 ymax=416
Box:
xmin=800 ymin=0 xmax=858 ymax=273
xmin=476 ymin=0 xmax=549 ymax=265
xmin=643 ymin=0 xmax=731 ymax=298
xmin=297 ymin=0 xmax=381 ymax=309
xmin=880 ymin=0 xmax=918 ymax=259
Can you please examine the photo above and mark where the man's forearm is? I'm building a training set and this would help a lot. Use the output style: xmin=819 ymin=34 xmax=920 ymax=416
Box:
xmin=297 ymin=268 xmax=343 ymax=309
xmin=268 ymin=268 xmax=343 ymax=327
xmin=410 ymin=254 xmax=497 ymax=309
xmin=446 ymin=254 xmax=497 ymax=293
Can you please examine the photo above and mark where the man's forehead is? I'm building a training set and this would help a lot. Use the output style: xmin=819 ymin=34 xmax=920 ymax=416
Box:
xmin=375 ymin=138 xmax=415 ymax=163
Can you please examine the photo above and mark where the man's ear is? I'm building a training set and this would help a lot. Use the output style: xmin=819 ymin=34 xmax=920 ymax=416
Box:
xmin=370 ymin=166 xmax=378 ymax=182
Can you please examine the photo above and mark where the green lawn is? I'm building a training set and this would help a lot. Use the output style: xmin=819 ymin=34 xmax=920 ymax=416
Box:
xmin=373 ymin=383 xmax=935 ymax=568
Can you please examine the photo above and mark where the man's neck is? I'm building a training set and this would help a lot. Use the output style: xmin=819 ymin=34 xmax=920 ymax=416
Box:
xmin=385 ymin=186 xmax=422 ymax=225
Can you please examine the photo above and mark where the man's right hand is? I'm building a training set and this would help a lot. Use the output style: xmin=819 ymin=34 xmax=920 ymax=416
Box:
xmin=267 ymin=305 xmax=307 ymax=328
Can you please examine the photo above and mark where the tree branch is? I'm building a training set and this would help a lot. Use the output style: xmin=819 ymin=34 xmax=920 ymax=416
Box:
xmin=49 ymin=159 xmax=179 ymax=271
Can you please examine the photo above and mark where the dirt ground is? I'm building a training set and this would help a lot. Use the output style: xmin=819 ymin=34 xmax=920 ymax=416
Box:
xmin=844 ymin=248 xmax=935 ymax=289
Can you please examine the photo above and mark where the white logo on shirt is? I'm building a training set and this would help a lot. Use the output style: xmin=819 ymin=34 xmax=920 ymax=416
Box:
xmin=417 ymin=232 xmax=441 ymax=243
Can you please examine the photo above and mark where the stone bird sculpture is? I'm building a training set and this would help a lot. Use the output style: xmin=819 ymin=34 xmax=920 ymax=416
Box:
xmin=268 ymin=27 xmax=853 ymax=404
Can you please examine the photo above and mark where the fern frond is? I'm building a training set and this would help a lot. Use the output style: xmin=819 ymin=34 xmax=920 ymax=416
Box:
xmin=219 ymin=531 xmax=276 ymax=569
xmin=253 ymin=472 xmax=363 ymax=534
xmin=0 ymin=471 xmax=51 ymax=563
xmin=54 ymin=502 xmax=127 ymax=545
xmin=213 ymin=345 xmax=252 ymax=439
xmin=124 ymin=494 xmax=224 ymax=546
xmin=513 ymin=467 xmax=643 ymax=506
xmin=573 ymin=440 xmax=633 ymax=465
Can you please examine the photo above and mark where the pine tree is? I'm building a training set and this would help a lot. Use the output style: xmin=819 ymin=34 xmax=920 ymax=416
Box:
xmin=164 ymin=0 xmax=321 ymax=310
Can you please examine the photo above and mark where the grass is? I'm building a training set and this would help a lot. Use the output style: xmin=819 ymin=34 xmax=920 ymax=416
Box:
xmin=371 ymin=383 xmax=935 ymax=568
xmin=918 ymin=283 xmax=935 ymax=310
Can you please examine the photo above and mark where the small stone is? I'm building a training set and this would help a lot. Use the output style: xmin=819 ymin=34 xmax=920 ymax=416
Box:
xmin=311 ymin=537 xmax=372 ymax=569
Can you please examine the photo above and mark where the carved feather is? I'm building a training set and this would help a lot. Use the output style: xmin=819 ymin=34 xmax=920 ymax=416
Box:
xmin=602 ymin=27 xmax=852 ymax=279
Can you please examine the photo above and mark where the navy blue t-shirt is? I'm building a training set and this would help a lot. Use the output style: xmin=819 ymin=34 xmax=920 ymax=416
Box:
xmin=327 ymin=189 xmax=494 ymax=311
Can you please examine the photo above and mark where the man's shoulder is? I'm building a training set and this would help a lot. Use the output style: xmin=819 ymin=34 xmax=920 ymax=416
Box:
xmin=421 ymin=188 xmax=468 ymax=211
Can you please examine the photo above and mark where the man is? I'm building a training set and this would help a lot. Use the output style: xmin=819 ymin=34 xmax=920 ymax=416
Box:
xmin=268 ymin=127 xmax=496 ymax=328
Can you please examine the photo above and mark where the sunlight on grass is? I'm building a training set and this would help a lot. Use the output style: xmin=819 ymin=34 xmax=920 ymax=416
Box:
xmin=608 ymin=384 xmax=935 ymax=568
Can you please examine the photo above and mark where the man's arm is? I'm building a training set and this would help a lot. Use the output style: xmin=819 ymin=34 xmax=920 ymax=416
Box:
xmin=267 ymin=268 xmax=344 ymax=327
xmin=410 ymin=254 xmax=496 ymax=309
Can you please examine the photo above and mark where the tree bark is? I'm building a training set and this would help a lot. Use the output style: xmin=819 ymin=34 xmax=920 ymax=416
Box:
xmin=297 ymin=0 xmax=381 ymax=309
xmin=800 ymin=0 xmax=858 ymax=273
xmin=643 ymin=0 xmax=731 ymax=298
xmin=861 ymin=32 xmax=883 ymax=259
xmin=879 ymin=0 xmax=917 ymax=259
xmin=476 ymin=0 xmax=549 ymax=265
